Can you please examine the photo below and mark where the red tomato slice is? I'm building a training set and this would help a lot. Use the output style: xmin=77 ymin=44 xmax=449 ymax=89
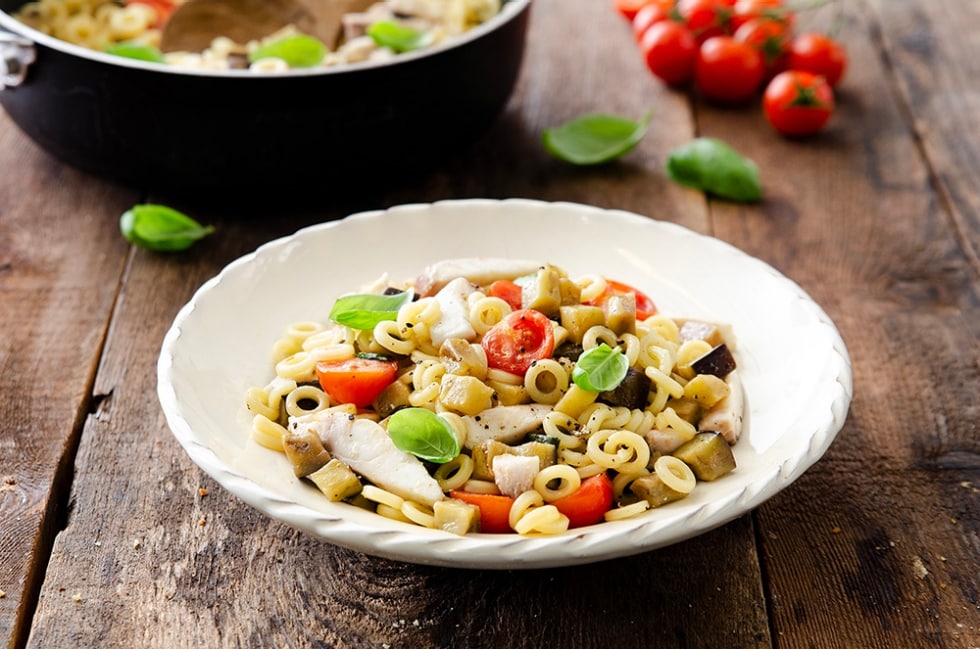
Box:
xmin=589 ymin=279 xmax=658 ymax=321
xmin=552 ymin=473 xmax=615 ymax=528
xmin=487 ymin=280 xmax=523 ymax=311
xmin=315 ymin=357 xmax=398 ymax=409
xmin=481 ymin=309 xmax=556 ymax=377
xmin=450 ymin=491 xmax=515 ymax=533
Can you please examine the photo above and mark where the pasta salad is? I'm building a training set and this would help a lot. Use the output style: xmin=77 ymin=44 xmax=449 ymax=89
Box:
xmin=13 ymin=0 xmax=501 ymax=71
xmin=244 ymin=258 xmax=743 ymax=536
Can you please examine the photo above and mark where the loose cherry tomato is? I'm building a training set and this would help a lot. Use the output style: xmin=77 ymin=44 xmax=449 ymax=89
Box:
xmin=315 ymin=357 xmax=398 ymax=409
xmin=734 ymin=17 xmax=791 ymax=77
xmin=677 ymin=0 xmax=731 ymax=43
xmin=730 ymin=0 xmax=792 ymax=32
xmin=614 ymin=0 xmax=658 ymax=21
xmin=450 ymin=491 xmax=515 ymax=533
xmin=787 ymin=32 xmax=848 ymax=87
xmin=551 ymin=473 xmax=615 ymax=528
xmin=481 ymin=309 xmax=556 ymax=377
xmin=487 ymin=279 xmax=523 ymax=311
xmin=695 ymin=35 xmax=765 ymax=103
xmin=640 ymin=20 xmax=698 ymax=86
xmin=588 ymin=279 xmax=659 ymax=321
xmin=763 ymin=70 xmax=834 ymax=136
xmin=632 ymin=3 xmax=673 ymax=42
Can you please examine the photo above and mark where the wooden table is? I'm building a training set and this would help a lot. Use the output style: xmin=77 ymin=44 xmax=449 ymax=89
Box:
xmin=2 ymin=0 xmax=978 ymax=647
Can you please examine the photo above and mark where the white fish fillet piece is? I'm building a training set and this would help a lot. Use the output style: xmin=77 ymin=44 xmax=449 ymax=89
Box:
xmin=461 ymin=403 xmax=553 ymax=450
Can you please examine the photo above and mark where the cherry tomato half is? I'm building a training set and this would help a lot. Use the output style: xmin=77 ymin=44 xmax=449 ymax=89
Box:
xmin=481 ymin=309 xmax=556 ymax=377
xmin=487 ymin=279 xmax=523 ymax=311
xmin=315 ymin=357 xmax=398 ymax=409
xmin=763 ymin=70 xmax=835 ymax=136
xmin=450 ymin=490 xmax=515 ymax=533
xmin=551 ymin=473 xmax=615 ymax=528
xmin=695 ymin=35 xmax=765 ymax=103
xmin=640 ymin=20 xmax=698 ymax=86
xmin=787 ymin=32 xmax=848 ymax=87
xmin=589 ymin=279 xmax=659 ymax=321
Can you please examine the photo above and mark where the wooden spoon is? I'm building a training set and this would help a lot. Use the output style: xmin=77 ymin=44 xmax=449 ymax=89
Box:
xmin=160 ymin=0 xmax=375 ymax=53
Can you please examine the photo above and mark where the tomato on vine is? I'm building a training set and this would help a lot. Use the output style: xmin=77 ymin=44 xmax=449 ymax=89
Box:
xmin=763 ymin=70 xmax=835 ymax=136
xmin=734 ymin=17 xmax=792 ymax=78
xmin=695 ymin=35 xmax=765 ymax=103
xmin=677 ymin=0 xmax=731 ymax=43
xmin=632 ymin=2 xmax=674 ymax=42
xmin=730 ymin=0 xmax=792 ymax=32
xmin=787 ymin=32 xmax=848 ymax=87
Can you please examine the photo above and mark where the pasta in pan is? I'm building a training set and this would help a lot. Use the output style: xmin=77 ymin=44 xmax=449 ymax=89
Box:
xmin=244 ymin=259 xmax=744 ymax=536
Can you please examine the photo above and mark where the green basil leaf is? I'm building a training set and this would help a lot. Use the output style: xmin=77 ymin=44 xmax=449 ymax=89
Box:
xmin=543 ymin=111 xmax=652 ymax=165
xmin=105 ymin=42 xmax=165 ymax=63
xmin=329 ymin=290 xmax=414 ymax=330
xmin=249 ymin=34 xmax=327 ymax=68
xmin=367 ymin=20 xmax=433 ymax=53
xmin=387 ymin=408 xmax=460 ymax=463
xmin=572 ymin=343 xmax=629 ymax=392
xmin=119 ymin=204 xmax=214 ymax=252
xmin=666 ymin=137 xmax=762 ymax=202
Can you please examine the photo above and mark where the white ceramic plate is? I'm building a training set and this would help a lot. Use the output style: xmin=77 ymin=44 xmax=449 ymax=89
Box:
xmin=157 ymin=199 xmax=852 ymax=569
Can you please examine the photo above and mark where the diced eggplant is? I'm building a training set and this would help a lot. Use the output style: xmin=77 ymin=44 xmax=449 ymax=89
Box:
xmin=439 ymin=374 xmax=495 ymax=416
xmin=691 ymin=343 xmax=737 ymax=378
xmin=559 ymin=304 xmax=606 ymax=344
xmin=677 ymin=319 xmax=728 ymax=347
xmin=433 ymin=498 xmax=481 ymax=535
xmin=603 ymin=293 xmax=637 ymax=336
xmin=471 ymin=439 xmax=556 ymax=480
xmin=440 ymin=337 xmax=488 ymax=378
xmin=671 ymin=432 xmax=736 ymax=481
xmin=682 ymin=373 xmax=730 ymax=409
xmin=630 ymin=474 xmax=688 ymax=508
xmin=697 ymin=370 xmax=744 ymax=444
xmin=521 ymin=266 xmax=562 ymax=317
xmin=282 ymin=427 xmax=332 ymax=477
xmin=600 ymin=366 xmax=652 ymax=410
xmin=552 ymin=340 xmax=584 ymax=362
xmin=307 ymin=459 xmax=363 ymax=502
xmin=373 ymin=380 xmax=412 ymax=418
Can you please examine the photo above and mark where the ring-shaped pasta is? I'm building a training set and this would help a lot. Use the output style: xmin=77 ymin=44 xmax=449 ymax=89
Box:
xmin=376 ymin=503 xmax=412 ymax=524
xmin=408 ymin=382 xmax=440 ymax=409
xmin=398 ymin=297 xmax=441 ymax=330
xmin=308 ymin=343 xmax=356 ymax=364
xmin=533 ymin=465 xmax=581 ymax=502
xmin=587 ymin=429 xmax=650 ymax=474
xmin=271 ymin=337 xmax=302 ymax=364
xmin=284 ymin=385 xmax=330 ymax=418
xmin=285 ymin=320 xmax=324 ymax=344
xmin=645 ymin=314 xmax=681 ymax=344
xmin=433 ymin=454 xmax=474 ymax=492
xmin=373 ymin=319 xmax=416 ymax=355
xmin=275 ymin=351 xmax=316 ymax=382
xmin=612 ymin=467 xmax=651 ymax=499
xmin=244 ymin=386 xmax=280 ymax=421
xmin=654 ymin=455 xmax=697 ymax=494
xmin=524 ymin=359 xmax=569 ymax=405
xmin=604 ymin=500 xmax=651 ymax=522
xmin=361 ymin=485 xmax=405 ymax=510
xmin=508 ymin=490 xmax=544 ymax=530
xmin=575 ymin=274 xmax=607 ymax=302
xmin=575 ymin=463 xmax=607 ymax=480
xmin=654 ymin=406 xmax=697 ymax=440
xmin=582 ymin=325 xmax=619 ymax=351
xmin=645 ymin=365 xmax=685 ymax=400
xmin=400 ymin=501 xmax=436 ymax=528
xmin=468 ymin=296 xmax=512 ymax=335
xmin=513 ymin=505 xmax=569 ymax=536
xmin=302 ymin=327 xmax=348 ymax=352
xmin=619 ymin=333 xmax=641 ymax=366
xmin=250 ymin=414 xmax=287 ymax=452
xmin=638 ymin=342 xmax=675 ymax=376
xmin=676 ymin=339 xmax=714 ymax=379
xmin=542 ymin=410 xmax=584 ymax=449
xmin=461 ymin=479 xmax=500 ymax=495
xmin=559 ymin=448 xmax=593 ymax=467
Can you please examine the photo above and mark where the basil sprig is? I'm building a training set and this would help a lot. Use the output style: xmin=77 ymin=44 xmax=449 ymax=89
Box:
xmin=387 ymin=408 xmax=460 ymax=463
xmin=666 ymin=137 xmax=762 ymax=203
xmin=105 ymin=42 xmax=165 ymax=63
xmin=367 ymin=21 xmax=433 ymax=53
xmin=119 ymin=204 xmax=214 ymax=252
xmin=572 ymin=343 xmax=629 ymax=392
xmin=329 ymin=290 xmax=414 ymax=330
xmin=249 ymin=34 xmax=327 ymax=68
xmin=543 ymin=111 xmax=652 ymax=165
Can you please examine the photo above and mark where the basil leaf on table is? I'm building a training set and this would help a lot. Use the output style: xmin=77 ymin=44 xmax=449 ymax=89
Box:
xmin=105 ymin=42 xmax=165 ymax=63
xmin=249 ymin=35 xmax=327 ymax=68
xmin=543 ymin=112 xmax=653 ymax=165
xmin=119 ymin=204 xmax=214 ymax=252
xmin=572 ymin=343 xmax=629 ymax=392
xmin=666 ymin=137 xmax=762 ymax=202
xmin=387 ymin=408 xmax=460 ymax=463
xmin=367 ymin=21 xmax=433 ymax=53
xmin=329 ymin=290 xmax=415 ymax=330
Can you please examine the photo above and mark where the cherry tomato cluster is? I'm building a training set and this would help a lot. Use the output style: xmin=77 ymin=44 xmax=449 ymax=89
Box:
xmin=617 ymin=0 xmax=848 ymax=136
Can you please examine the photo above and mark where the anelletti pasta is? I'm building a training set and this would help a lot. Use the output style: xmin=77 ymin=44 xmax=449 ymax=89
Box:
xmin=245 ymin=259 xmax=744 ymax=536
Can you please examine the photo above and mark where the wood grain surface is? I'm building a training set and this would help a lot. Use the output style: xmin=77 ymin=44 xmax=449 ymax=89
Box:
xmin=1 ymin=0 xmax=977 ymax=648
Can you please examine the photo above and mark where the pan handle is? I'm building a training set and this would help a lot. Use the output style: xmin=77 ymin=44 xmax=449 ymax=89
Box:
xmin=0 ymin=30 xmax=36 ymax=89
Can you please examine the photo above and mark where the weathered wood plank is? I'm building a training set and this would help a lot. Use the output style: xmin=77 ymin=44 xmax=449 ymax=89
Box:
xmin=22 ymin=1 xmax=773 ymax=648
xmin=694 ymin=2 xmax=979 ymax=647
xmin=0 ymin=115 xmax=137 ymax=649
